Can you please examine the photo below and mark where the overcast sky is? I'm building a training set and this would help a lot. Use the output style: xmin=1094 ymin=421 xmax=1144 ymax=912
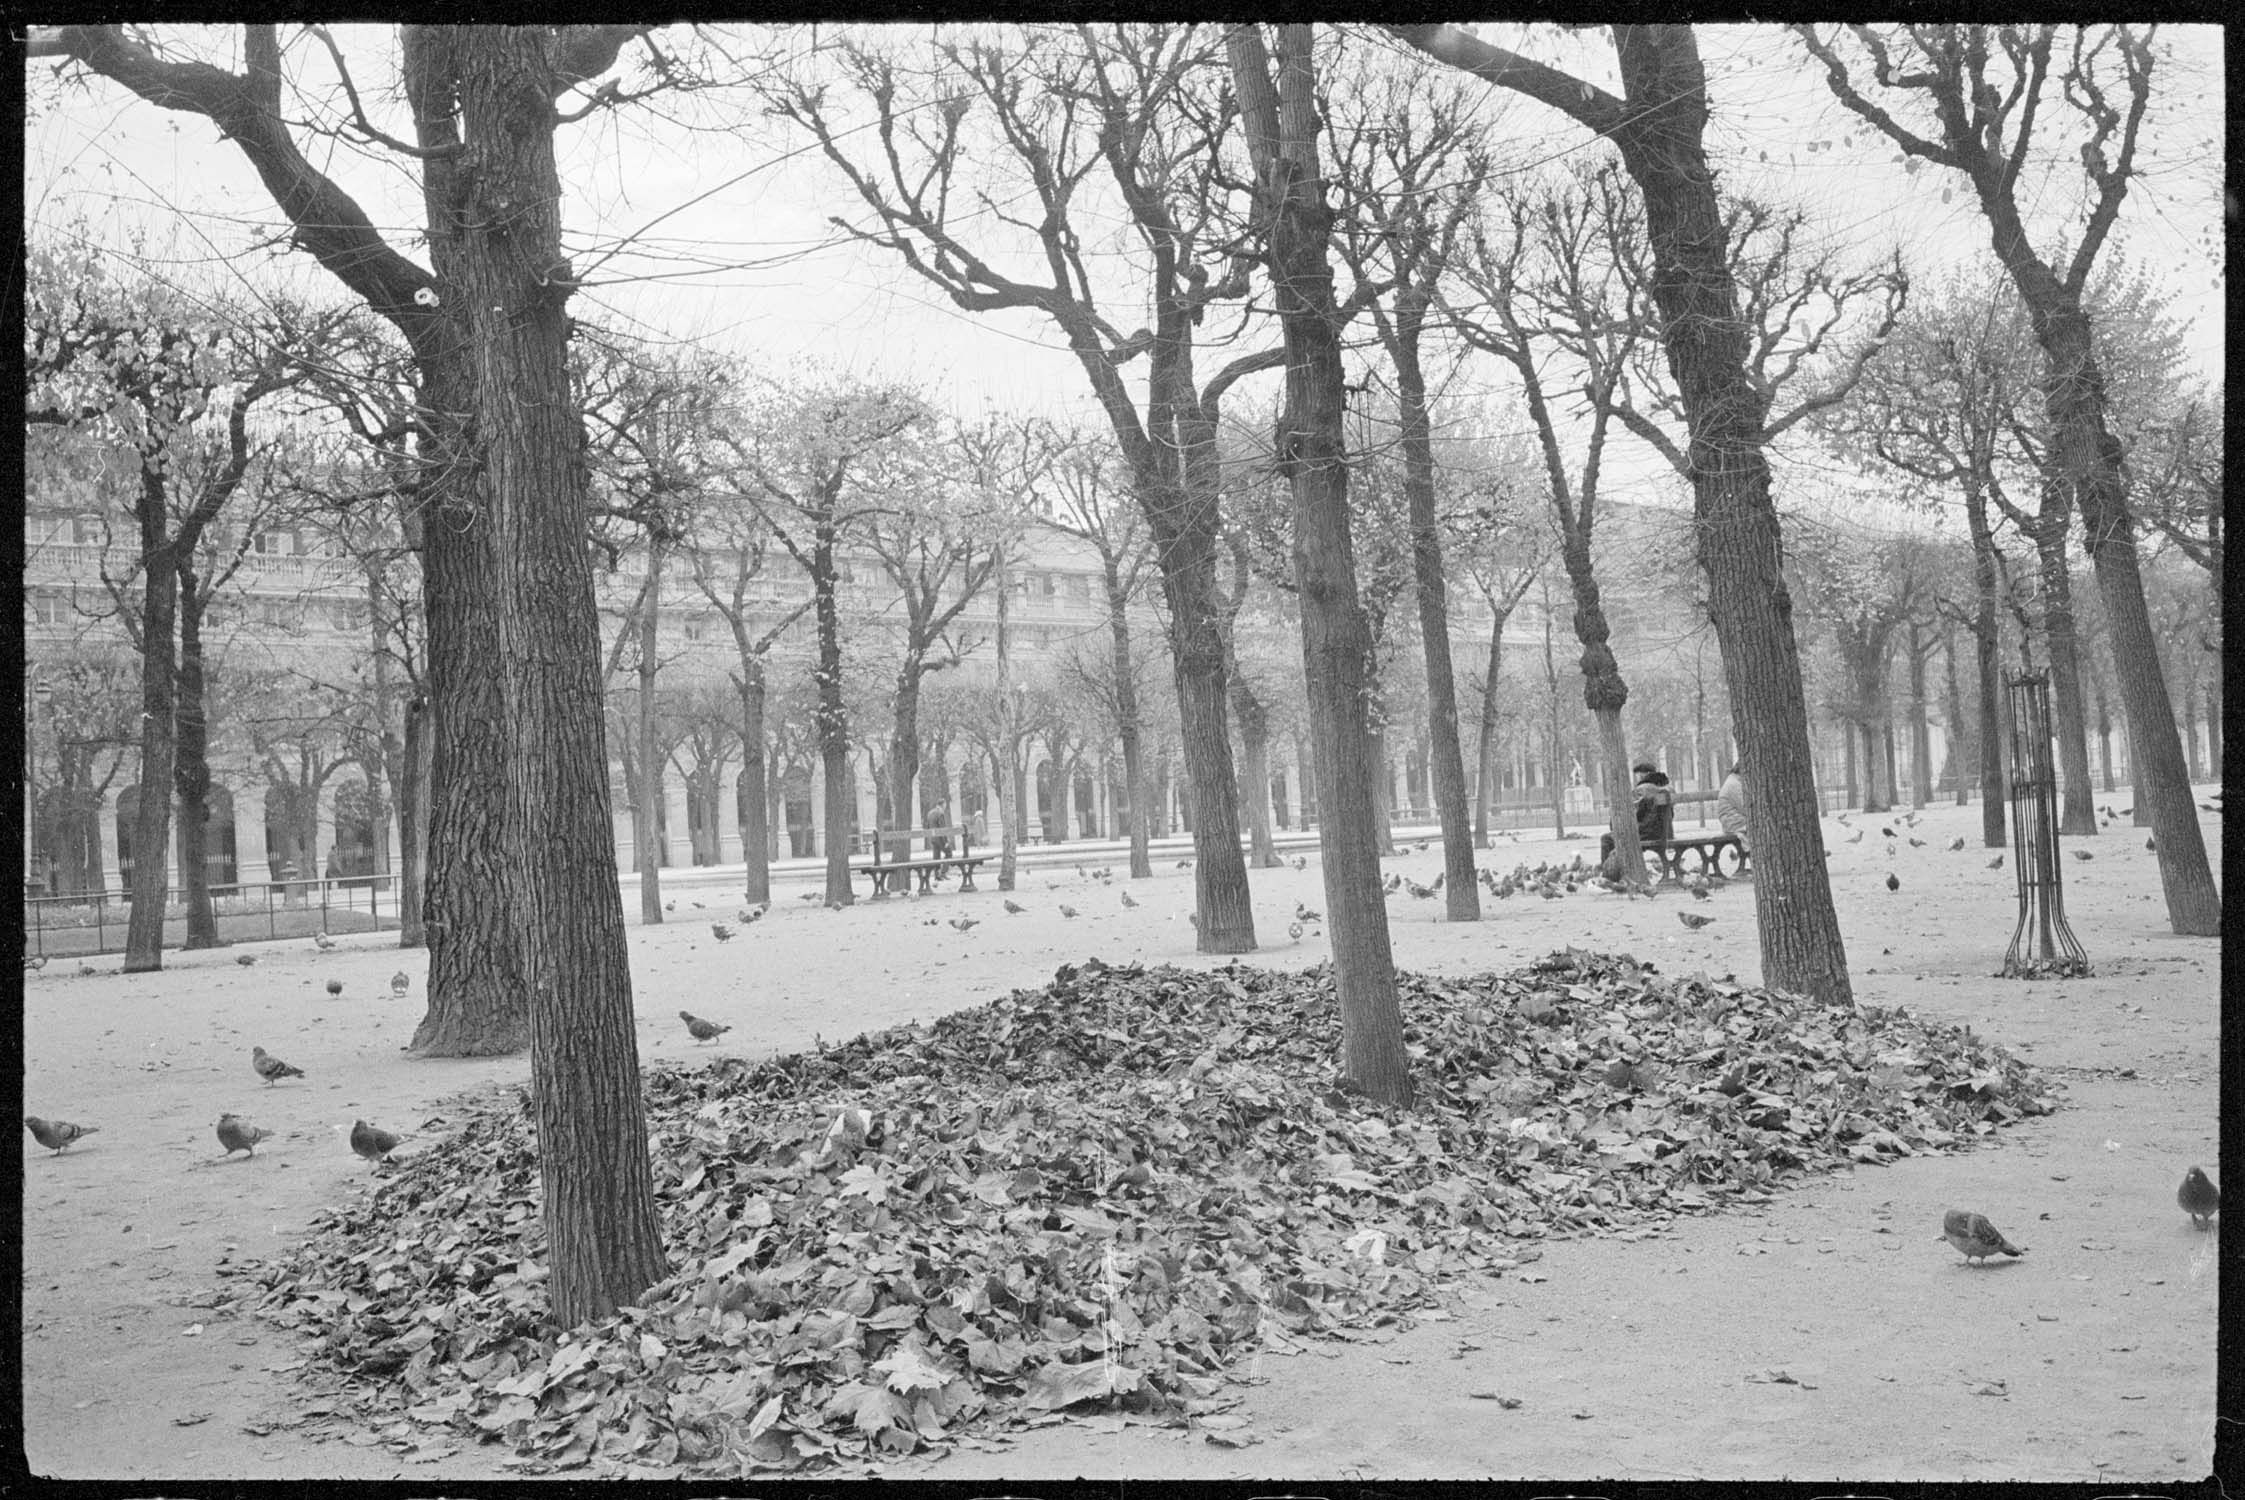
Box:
xmin=23 ymin=22 xmax=2224 ymax=505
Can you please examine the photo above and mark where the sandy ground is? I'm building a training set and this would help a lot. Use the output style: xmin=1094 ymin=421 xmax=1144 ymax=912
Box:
xmin=19 ymin=795 xmax=2225 ymax=1482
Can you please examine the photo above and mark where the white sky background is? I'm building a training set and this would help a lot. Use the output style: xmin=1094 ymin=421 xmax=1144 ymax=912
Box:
xmin=22 ymin=22 xmax=2226 ymax=523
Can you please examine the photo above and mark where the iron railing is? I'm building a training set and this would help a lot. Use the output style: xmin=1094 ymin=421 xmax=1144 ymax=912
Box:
xmin=22 ymin=874 xmax=398 ymax=960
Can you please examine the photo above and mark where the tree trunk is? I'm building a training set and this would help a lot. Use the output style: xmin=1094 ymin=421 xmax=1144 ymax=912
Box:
xmin=1560 ymin=533 xmax=1645 ymax=885
xmin=888 ymin=663 xmax=925 ymax=847
xmin=807 ymin=519 xmax=856 ymax=905
xmin=396 ymin=693 xmax=430 ymax=946
xmin=1230 ymin=21 xmax=1410 ymax=1104
xmin=1228 ymin=673 xmax=1282 ymax=868
xmin=1104 ymin=564 xmax=1153 ymax=879
xmin=2032 ymin=518 xmax=2097 ymax=835
xmin=173 ymin=562 xmax=220 ymax=948
xmin=1392 ymin=323 xmax=1480 ymax=918
xmin=123 ymin=550 xmax=178 ymax=972
xmin=737 ymin=666 xmax=772 ymax=906
xmin=435 ymin=27 xmax=666 ymax=1326
xmin=1942 ymin=627 xmax=1971 ymax=807
xmin=1606 ymin=26 xmax=1849 ymax=1001
xmin=1472 ymin=616 xmax=1507 ymax=847
xmin=1906 ymin=624 xmax=1931 ymax=810
xmin=1963 ymin=493 xmax=2008 ymax=845
xmin=636 ymin=540 xmax=664 ymax=924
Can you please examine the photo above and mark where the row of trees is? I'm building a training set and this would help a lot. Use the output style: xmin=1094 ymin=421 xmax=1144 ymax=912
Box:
xmin=27 ymin=21 xmax=2219 ymax=1327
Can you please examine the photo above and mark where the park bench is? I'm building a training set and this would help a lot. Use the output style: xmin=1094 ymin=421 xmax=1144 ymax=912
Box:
xmin=1641 ymin=792 xmax=1748 ymax=882
xmin=851 ymin=825 xmax=987 ymax=896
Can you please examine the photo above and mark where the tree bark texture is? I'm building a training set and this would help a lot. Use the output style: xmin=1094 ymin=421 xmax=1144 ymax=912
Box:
xmin=423 ymin=25 xmax=666 ymax=1324
xmin=1227 ymin=666 xmax=1282 ymax=869
xmin=736 ymin=667 xmax=772 ymax=906
xmin=1562 ymin=533 xmax=1646 ymax=884
xmin=1230 ymin=21 xmax=1412 ymax=1106
xmin=1104 ymin=562 xmax=1154 ymax=880
xmin=637 ymin=540 xmax=665 ymax=924
xmin=173 ymin=561 xmax=220 ymax=948
xmin=123 ymin=538 xmax=178 ymax=972
xmin=398 ymin=692 xmax=430 ymax=945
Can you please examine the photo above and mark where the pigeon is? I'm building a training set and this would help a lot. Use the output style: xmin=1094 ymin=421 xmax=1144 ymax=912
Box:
xmin=1059 ymin=905 xmax=1079 ymax=918
xmin=1382 ymin=872 xmax=1402 ymax=894
xmin=2178 ymin=1166 xmax=2219 ymax=1229
xmin=1678 ymin=911 xmax=1714 ymax=930
xmin=252 ymin=1046 xmax=304 ymax=1086
xmin=1885 ymin=872 xmax=1901 ymax=892
xmin=1404 ymin=879 xmax=1436 ymax=899
xmin=217 ymin=1113 xmax=274 ymax=1158
xmin=350 ymin=1119 xmax=403 ymax=1163
xmin=235 ymin=953 xmax=257 ymax=966
xmin=1290 ymin=855 xmax=1308 ymax=871
xmin=1176 ymin=859 xmax=1194 ymax=870
xmin=1908 ymin=836 xmax=1926 ymax=848
xmin=1846 ymin=828 xmax=1864 ymax=843
xmin=799 ymin=890 xmax=821 ymax=902
xmin=325 ymin=978 xmax=343 ymax=997
xmin=1295 ymin=902 xmax=1323 ymax=923
xmin=1120 ymin=891 xmax=1139 ymax=908
xmin=1288 ymin=920 xmax=1304 ymax=940
xmin=1003 ymin=899 xmax=1027 ymax=914
xmin=1942 ymin=1209 xmax=2025 ymax=1265
xmin=77 ymin=964 xmax=97 ymax=977
xmin=23 ymin=954 xmax=46 ymax=971
xmin=1880 ymin=826 xmax=1895 ymax=839
xmin=1986 ymin=854 xmax=2004 ymax=870
xmin=1948 ymin=837 xmax=1966 ymax=852
xmin=25 ymin=1116 xmax=97 ymax=1154
xmin=948 ymin=916 xmax=980 ymax=932
xmin=2145 ymin=836 xmax=2156 ymax=853
xmin=711 ymin=922 xmax=735 ymax=942
xmin=313 ymin=932 xmax=336 ymax=951
xmin=390 ymin=971 xmax=410 ymax=996
xmin=739 ymin=905 xmax=766 ymax=925
xmin=2071 ymin=848 xmax=2093 ymax=861
xmin=679 ymin=1010 xmax=730 ymax=1044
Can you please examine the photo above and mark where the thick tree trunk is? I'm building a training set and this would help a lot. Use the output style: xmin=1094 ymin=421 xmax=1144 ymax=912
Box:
xmin=809 ymin=525 xmax=856 ymax=905
xmin=123 ymin=554 xmax=178 ymax=972
xmin=1230 ymin=21 xmax=1410 ymax=1104
xmin=173 ymin=566 xmax=220 ymax=948
xmin=1906 ymin=625 xmax=1931 ymax=811
xmin=737 ymin=668 xmax=772 ymax=907
xmin=1601 ymin=27 xmax=1849 ymax=1000
xmin=442 ymin=27 xmax=665 ymax=1326
xmin=1472 ymin=608 xmax=1511 ymax=848
xmin=1561 ymin=535 xmax=1645 ymax=884
xmin=1942 ymin=628 xmax=1971 ymax=808
xmin=888 ymin=664 xmax=924 ymax=844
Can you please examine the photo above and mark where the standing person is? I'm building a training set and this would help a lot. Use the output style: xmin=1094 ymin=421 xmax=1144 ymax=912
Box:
xmin=926 ymin=799 xmax=952 ymax=859
xmin=1717 ymin=763 xmax=1750 ymax=855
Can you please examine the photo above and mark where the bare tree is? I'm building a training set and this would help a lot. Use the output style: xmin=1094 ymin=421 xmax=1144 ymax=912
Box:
xmin=1796 ymin=22 xmax=2217 ymax=933
xmin=1394 ymin=23 xmax=1858 ymax=1002
xmin=764 ymin=25 xmax=1274 ymax=951
xmin=1230 ymin=22 xmax=1413 ymax=1106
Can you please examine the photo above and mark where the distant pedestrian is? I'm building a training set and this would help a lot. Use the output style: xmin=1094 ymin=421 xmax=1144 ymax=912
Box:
xmin=1717 ymin=764 xmax=1750 ymax=853
xmin=968 ymin=805 xmax=987 ymax=850
xmin=927 ymin=800 xmax=952 ymax=859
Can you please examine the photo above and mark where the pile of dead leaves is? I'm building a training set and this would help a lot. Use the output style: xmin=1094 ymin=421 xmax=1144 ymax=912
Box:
xmin=236 ymin=948 xmax=2055 ymax=1474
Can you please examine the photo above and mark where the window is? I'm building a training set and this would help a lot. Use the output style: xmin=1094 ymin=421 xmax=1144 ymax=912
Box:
xmin=72 ymin=514 xmax=104 ymax=544
xmin=27 ymin=591 xmax=71 ymax=626
xmin=252 ymin=529 xmax=297 ymax=556
xmin=1068 ymin=574 xmax=1091 ymax=600
xmin=682 ymin=616 xmax=709 ymax=643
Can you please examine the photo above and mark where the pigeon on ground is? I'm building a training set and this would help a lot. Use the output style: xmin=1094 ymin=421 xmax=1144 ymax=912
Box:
xmin=712 ymin=922 xmax=736 ymax=942
xmin=2178 ymin=1166 xmax=2219 ymax=1229
xmin=949 ymin=916 xmax=980 ymax=932
xmin=679 ymin=1011 xmax=730 ymax=1044
xmin=1288 ymin=921 xmax=1304 ymax=941
xmin=1908 ymin=836 xmax=1927 ymax=848
xmin=799 ymin=890 xmax=820 ymax=902
xmin=1942 ymin=1209 xmax=2025 ymax=1264
xmin=77 ymin=964 xmax=98 ymax=977
xmin=314 ymin=932 xmax=336 ymax=950
xmin=2072 ymin=848 xmax=2093 ymax=861
xmin=1885 ymin=872 xmax=1901 ymax=892
xmin=1948 ymin=837 xmax=1966 ymax=852
xmin=1003 ymin=899 xmax=1027 ymax=914
xmin=1846 ymin=828 xmax=1864 ymax=843
xmin=23 ymin=954 xmax=46 ymax=971
xmin=2145 ymin=836 xmax=2156 ymax=853
xmin=1678 ymin=911 xmax=1714 ymax=930
xmin=1987 ymin=854 xmax=2004 ymax=870
xmin=1295 ymin=902 xmax=1322 ymax=923
xmin=390 ymin=971 xmax=410 ymax=996
xmin=1290 ymin=855 xmax=1307 ymax=871
xmin=1059 ymin=905 xmax=1080 ymax=919
xmin=350 ymin=1119 xmax=403 ymax=1163
xmin=1382 ymin=872 xmax=1402 ymax=894
xmin=1120 ymin=891 xmax=1139 ymax=908
xmin=1880 ymin=826 xmax=1895 ymax=839
xmin=1176 ymin=859 xmax=1194 ymax=870
xmin=235 ymin=953 xmax=257 ymax=966
xmin=740 ymin=905 xmax=766 ymax=925
xmin=217 ymin=1113 xmax=274 ymax=1159
xmin=25 ymin=1116 xmax=97 ymax=1154
xmin=325 ymin=978 xmax=343 ymax=997
xmin=1404 ymin=879 xmax=1436 ymax=899
xmin=252 ymin=1046 xmax=305 ymax=1086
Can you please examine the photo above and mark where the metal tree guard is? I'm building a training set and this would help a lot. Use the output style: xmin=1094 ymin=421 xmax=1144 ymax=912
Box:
xmin=2002 ymin=670 xmax=2090 ymax=978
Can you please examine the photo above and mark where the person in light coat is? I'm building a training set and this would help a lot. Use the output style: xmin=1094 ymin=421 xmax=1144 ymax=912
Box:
xmin=1716 ymin=763 xmax=1750 ymax=855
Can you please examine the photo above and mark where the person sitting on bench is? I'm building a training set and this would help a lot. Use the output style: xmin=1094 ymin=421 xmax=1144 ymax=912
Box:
xmin=1601 ymin=761 xmax=1673 ymax=873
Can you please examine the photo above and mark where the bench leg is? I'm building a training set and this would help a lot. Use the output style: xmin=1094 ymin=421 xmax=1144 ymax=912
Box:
xmin=958 ymin=864 xmax=976 ymax=891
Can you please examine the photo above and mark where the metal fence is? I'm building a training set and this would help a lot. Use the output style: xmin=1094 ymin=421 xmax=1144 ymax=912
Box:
xmin=22 ymin=875 xmax=400 ymax=960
